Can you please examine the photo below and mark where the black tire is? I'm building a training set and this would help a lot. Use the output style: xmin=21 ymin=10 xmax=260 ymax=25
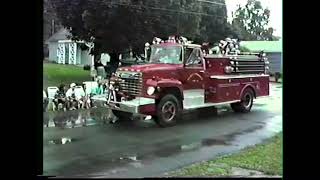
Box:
xmin=154 ymin=94 xmax=182 ymax=127
xmin=231 ymin=88 xmax=254 ymax=113
xmin=112 ymin=110 xmax=133 ymax=121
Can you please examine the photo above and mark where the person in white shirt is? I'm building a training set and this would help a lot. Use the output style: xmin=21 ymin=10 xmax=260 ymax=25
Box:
xmin=74 ymin=84 xmax=86 ymax=109
xmin=66 ymin=83 xmax=78 ymax=110
xmin=82 ymin=83 xmax=91 ymax=109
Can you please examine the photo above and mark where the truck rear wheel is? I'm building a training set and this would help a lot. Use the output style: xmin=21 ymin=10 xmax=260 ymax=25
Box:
xmin=231 ymin=88 xmax=254 ymax=113
xmin=154 ymin=94 xmax=182 ymax=127
xmin=112 ymin=110 xmax=133 ymax=121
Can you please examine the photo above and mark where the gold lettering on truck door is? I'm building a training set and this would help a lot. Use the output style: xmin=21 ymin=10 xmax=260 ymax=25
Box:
xmin=187 ymin=73 xmax=204 ymax=81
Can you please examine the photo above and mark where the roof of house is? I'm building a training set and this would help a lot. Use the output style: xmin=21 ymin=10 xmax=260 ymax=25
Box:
xmin=240 ymin=40 xmax=282 ymax=53
xmin=45 ymin=28 xmax=71 ymax=44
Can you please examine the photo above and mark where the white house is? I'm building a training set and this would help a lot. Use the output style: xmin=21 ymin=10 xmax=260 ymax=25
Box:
xmin=45 ymin=28 xmax=109 ymax=66
xmin=240 ymin=40 xmax=282 ymax=77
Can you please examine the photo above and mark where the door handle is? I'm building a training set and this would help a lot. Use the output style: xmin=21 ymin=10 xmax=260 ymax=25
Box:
xmin=199 ymin=70 xmax=205 ymax=73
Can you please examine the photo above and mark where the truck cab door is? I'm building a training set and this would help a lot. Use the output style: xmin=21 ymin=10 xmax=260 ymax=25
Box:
xmin=183 ymin=48 xmax=205 ymax=90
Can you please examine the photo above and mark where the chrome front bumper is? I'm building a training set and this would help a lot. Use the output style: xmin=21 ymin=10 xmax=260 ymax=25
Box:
xmin=107 ymin=97 xmax=155 ymax=114
xmin=106 ymin=84 xmax=155 ymax=114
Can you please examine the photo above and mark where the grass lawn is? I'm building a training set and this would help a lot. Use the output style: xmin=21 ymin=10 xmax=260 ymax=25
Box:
xmin=43 ymin=63 xmax=91 ymax=89
xmin=170 ymin=132 xmax=282 ymax=177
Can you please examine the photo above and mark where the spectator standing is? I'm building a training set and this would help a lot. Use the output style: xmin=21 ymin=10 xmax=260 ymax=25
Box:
xmin=82 ymin=83 xmax=91 ymax=109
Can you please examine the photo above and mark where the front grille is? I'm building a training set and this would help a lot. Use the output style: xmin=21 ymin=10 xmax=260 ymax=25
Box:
xmin=117 ymin=72 xmax=142 ymax=96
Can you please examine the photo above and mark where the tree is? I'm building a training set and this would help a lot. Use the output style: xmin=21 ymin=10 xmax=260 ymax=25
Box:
xmin=43 ymin=0 xmax=63 ymax=41
xmin=43 ymin=0 xmax=63 ymax=57
xmin=231 ymin=0 xmax=277 ymax=41
xmin=52 ymin=0 xmax=232 ymax=65
xmin=197 ymin=0 xmax=236 ymax=43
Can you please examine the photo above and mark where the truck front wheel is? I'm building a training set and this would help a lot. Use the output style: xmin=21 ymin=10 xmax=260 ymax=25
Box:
xmin=231 ymin=88 xmax=254 ymax=113
xmin=154 ymin=94 xmax=182 ymax=127
xmin=112 ymin=110 xmax=133 ymax=121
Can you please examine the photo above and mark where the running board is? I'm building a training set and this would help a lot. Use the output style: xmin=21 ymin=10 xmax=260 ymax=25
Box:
xmin=183 ymin=89 xmax=241 ymax=110
xmin=184 ymin=100 xmax=240 ymax=110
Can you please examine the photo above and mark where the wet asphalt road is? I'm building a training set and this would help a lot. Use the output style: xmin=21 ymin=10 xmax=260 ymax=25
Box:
xmin=43 ymin=83 xmax=282 ymax=178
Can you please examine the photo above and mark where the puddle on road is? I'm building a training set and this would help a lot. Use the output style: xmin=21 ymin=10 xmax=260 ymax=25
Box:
xmin=243 ymin=125 xmax=265 ymax=132
xmin=129 ymin=162 xmax=143 ymax=168
xmin=144 ymin=123 xmax=266 ymax=159
xmin=152 ymin=137 xmax=233 ymax=158
xmin=119 ymin=155 xmax=139 ymax=162
xmin=153 ymin=146 xmax=181 ymax=157
xmin=56 ymin=117 xmax=281 ymax=176
xmin=48 ymin=137 xmax=76 ymax=145
xmin=254 ymin=103 xmax=266 ymax=107
xmin=201 ymin=138 xmax=229 ymax=146
xmin=181 ymin=142 xmax=201 ymax=151
xmin=97 ymin=129 xmax=257 ymax=172
xmin=110 ymin=168 xmax=128 ymax=174
xmin=44 ymin=108 xmax=111 ymax=129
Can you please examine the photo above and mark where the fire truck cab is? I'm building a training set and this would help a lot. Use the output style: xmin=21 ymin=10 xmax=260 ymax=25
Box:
xmin=107 ymin=37 xmax=269 ymax=127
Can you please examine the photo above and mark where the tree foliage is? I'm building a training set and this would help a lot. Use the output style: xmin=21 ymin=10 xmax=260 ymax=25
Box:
xmin=231 ymin=0 xmax=277 ymax=41
xmin=197 ymin=0 xmax=236 ymax=43
xmin=43 ymin=0 xmax=63 ymax=42
xmin=52 ymin=0 xmax=234 ymax=57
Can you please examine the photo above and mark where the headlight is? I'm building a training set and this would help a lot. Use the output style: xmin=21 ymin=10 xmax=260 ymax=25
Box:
xmin=262 ymin=52 xmax=266 ymax=57
xmin=147 ymin=86 xmax=155 ymax=95
xmin=224 ymin=66 xmax=233 ymax=74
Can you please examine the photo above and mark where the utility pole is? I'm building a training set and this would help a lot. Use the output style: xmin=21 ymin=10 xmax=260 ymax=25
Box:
xmin=176 ymin=0 xmax=181 ymax=35
xmin=51 ymin=19 xmax=55 ymax=35
xmin=176 ymin=9 xmax=180 ymax=36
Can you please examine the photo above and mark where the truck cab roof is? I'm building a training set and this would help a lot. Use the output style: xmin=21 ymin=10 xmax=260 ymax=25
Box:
xmin=184 ymin=44 xmax=201 ymax=48
xmin=152 ymin=42 xmax=201 ymax=49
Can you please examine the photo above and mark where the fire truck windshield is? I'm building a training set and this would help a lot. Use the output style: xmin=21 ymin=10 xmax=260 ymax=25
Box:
xmin=149 ymin=45 xmax=182 ymax=64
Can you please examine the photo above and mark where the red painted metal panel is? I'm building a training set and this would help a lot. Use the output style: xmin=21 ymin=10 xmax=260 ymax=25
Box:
xmin=139 ymin=104 xmax=156 ymax=116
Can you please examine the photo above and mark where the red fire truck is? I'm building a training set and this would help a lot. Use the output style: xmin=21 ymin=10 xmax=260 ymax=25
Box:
xmin=107 ymin=37 xmax=269 ymax=127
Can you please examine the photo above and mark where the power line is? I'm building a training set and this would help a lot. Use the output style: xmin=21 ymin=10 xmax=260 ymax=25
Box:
xmin=51 ymin=0 xmax=228 ymax=18
xmin=108 ymin=1 xmax=227 ymax=18
xmin=197 ymin=0 xmax=226 ymax=6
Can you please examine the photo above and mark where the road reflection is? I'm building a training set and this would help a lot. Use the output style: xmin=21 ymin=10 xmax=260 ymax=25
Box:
xmin=43 ymin=108 xmax=112 ymax=128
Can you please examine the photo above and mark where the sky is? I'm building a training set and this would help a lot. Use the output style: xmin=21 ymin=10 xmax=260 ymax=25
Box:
xmin=225 ymin=0 xmax=282 ymax=37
